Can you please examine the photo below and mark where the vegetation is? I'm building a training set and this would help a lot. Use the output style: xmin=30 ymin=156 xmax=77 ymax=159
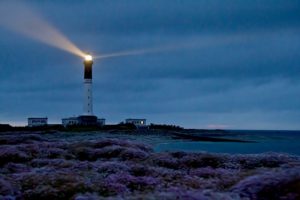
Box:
xmin=0 ymin=123 xmax=186 ymax=132
xmin=149 ymin=123 xmax=184 ymax=131
xmin=0 ymin=124 xmax=64 ymax=132
xmin=0 ymin=133 xmax=299 ymax=199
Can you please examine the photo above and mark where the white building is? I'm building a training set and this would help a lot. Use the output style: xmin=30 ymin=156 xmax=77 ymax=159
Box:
xmin=28 ymin=117 xmax=48 ymax=127
xmin=62 ymin=117 xmax=79 ymax=127
xmin=125 ymin=118 xmax=146 ymax=126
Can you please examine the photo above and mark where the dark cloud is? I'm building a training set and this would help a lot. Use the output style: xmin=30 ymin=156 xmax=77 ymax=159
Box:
xmin=0 ymin=0 xmax=299 ymax=129
xmin=34 ymin=0 xmax=300 ymax=34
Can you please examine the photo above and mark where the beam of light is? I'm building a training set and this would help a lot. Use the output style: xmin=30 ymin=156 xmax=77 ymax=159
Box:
xmin=95 ymin=30 xmax=283 ymax=61
xmin=95 ymin=47 xmax=165 ymax=59
xmin=94 ymin=36 xmax=230 ymax=60
xmin=94 ymin=43 xmax=194 ymax=59
xmin=0 ymin=1 xmax=85 ymax=58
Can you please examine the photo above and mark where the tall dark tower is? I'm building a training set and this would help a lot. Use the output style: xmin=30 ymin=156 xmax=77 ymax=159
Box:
xmin=83 ymin=54 xmax=93 ymax=115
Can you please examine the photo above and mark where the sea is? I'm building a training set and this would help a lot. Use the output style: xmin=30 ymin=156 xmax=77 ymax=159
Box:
xmin=46 ymin=129 xmax=300 ymax=156
xmin=155 ymin=130 xmax=300 ymax=156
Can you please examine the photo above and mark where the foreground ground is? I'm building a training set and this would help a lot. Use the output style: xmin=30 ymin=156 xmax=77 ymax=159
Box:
xmin=0 ymin=132 xmax=300 ymax=200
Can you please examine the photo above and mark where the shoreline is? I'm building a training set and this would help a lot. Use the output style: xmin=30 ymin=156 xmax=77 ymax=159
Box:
xmin=0 ymin=127 xmax=256 ymax=143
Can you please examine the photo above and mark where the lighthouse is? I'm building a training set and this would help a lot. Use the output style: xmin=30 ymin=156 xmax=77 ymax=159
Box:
xmin=61 ymin=54 xmax=106 ymax=127
xmin=83 ymin=54 xmax=93 ymax=115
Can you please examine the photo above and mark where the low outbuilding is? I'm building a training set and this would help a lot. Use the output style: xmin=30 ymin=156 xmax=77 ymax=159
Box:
xmin=62 ymin=117 xmax=79 ymax=127
xmin=28 ymin=117 xmax=48 ymax=127
xmin=125 ymin=118 xmax=146 ymax=127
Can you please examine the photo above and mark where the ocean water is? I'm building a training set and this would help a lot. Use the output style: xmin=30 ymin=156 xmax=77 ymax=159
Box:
xmin=46 ymin=130 xmax=300 ymax=155
xmin=154 ymin=130 xmax=300 ymax=155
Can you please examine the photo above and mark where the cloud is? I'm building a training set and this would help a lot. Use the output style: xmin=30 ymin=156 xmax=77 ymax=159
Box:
xmin=32 ymin=0 xmax=300 ymax=35
xmin=0 ymin=0 xmax=299 ymax=129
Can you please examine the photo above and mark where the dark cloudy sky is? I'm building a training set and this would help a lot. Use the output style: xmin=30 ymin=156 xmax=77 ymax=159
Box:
xmin=0 ymin=0 xmax=300 ymax=129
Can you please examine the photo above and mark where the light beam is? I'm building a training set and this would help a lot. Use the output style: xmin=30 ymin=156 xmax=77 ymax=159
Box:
xmin=0 ymin=1 xmax=85 ymax=58
xmin=95 ymin=46 xmax=178 ymax=60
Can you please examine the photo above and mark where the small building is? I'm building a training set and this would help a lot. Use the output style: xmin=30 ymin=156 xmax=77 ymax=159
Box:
xmin=62 ymin=117 xmax=79 ymax=127
xmin=97 ymin=118 xmax=106 ymax=126
xmin=77 ymin=115 xmax=98 ymax=126
xmin=62 ymin=116 xmax=106 ymax=127
xmin=125 ymin=118 xmax=146 ymax=127
xmin=28 ymin=117 xmax=48 ymax=127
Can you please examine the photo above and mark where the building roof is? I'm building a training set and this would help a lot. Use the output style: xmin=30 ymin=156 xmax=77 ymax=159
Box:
xmin=28 ymin=117 xmax=48 ymax=120
xmin=126 ymin=118 xmax=146 ymax=120
xmin=62 ymin=117 xmax=79 ymax=120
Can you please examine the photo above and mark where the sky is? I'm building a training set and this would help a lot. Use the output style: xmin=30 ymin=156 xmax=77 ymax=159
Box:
xmin=0 ymin=0 xmax=300 ymax=130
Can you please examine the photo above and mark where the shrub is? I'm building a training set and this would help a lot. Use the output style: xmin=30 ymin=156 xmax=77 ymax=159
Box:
xmin=0 ymin=178 xmax=14 ymax=196
xmin=231 ymin=168 xmax=300 ymax=199
xmin=0 ymin=147 xmax=31 ymax=166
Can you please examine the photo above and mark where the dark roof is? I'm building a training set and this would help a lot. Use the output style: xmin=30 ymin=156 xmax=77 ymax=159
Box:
xmin=125 ymin=118 xmax=146 ymax=121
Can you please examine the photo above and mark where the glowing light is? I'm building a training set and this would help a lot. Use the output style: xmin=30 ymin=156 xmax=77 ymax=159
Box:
xmin=84 ymin=54 xmax=93 ymax=61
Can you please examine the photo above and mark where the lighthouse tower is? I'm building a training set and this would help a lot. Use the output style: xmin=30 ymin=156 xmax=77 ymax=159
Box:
xmin=61 ymin=54 xmax=106 ymax=127
xmin=83 ymin=54 xmax=93 ymax=115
